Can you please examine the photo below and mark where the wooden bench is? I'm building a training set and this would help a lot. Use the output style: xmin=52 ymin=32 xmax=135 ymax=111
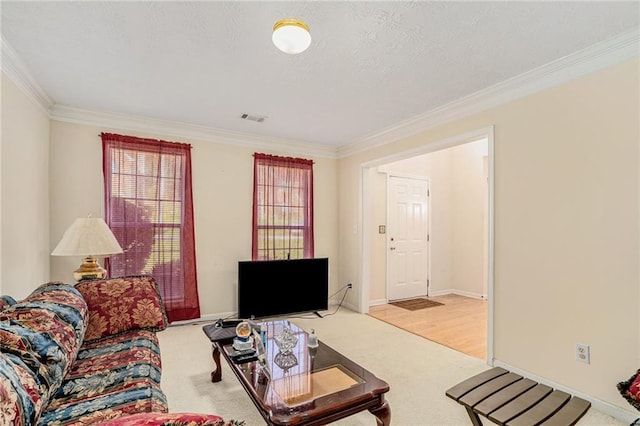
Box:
xmin=446 ymin=367 xmax=591 ymax=426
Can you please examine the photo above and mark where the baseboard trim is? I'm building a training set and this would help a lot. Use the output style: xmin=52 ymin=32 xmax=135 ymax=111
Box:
xmin=330 ymin=299 xmax=359 ymax=313
xmin=368 ymin=298 xmax=389 ymax=306
xmin=492 ymin=360 xmax=638 ymax=424
xmin=429 ymin=289 xmax=486 ymax=300
xmin=169 ymin=312 xmax=236 ymax=327
xmin=178 ymin=305 xmax=363 ymax=326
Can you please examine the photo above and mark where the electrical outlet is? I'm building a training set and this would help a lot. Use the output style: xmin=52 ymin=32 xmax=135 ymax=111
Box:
xmin=347 ymin=283 xmax=353 ymax=289
xmin=575 ymin=343 xmax=590 ymax=364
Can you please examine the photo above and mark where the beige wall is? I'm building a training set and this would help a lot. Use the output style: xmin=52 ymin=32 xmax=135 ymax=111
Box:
xmin=338 ymin=59 xmax=639 ymax=411
xmin=450 ymin=140 xmax=487 ymax=297
xmin=1 ymin=72 xmax=50 ymax=298
xmin=48 ymin=121 xmax=339 ymax=318
xmin=367 ymin=168 xmax=388 ymax=302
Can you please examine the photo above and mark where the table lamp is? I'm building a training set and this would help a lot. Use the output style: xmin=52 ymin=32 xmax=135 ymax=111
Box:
xmin=51 ymin=215 xmax=123 ymax=281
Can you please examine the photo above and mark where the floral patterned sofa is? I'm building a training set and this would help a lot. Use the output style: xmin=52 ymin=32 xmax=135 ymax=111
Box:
xmin=0 ymin=276 xmax=237 ymax=426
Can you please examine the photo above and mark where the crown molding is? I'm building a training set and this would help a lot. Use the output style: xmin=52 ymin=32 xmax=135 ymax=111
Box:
xmin=50 ymin=105 xmax=339 ymax=159
xmin=1 ymin=36 xmax=54 ymax=114
xmin=338 ymin=28 xmax=640 ymax=158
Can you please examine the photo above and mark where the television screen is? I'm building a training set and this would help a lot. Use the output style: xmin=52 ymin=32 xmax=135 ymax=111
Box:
xmin=238 ymin=258 xmax=329 ymax=319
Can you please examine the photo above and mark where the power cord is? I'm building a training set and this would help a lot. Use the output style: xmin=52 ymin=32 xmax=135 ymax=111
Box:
xmin=328 ymin=283 xmax=352 ymax=299
xmin=323 ymin=282 xmax=352 ymax=317
xmin=284 ymin=282 xmax=353 ymax=319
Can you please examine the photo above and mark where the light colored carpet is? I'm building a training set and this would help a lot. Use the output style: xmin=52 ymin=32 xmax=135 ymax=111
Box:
xmin=158 ymin=308 xmax=625 ymax=425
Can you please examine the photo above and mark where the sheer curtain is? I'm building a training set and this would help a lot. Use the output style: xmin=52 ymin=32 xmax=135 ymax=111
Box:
xmin=102 ymin=132 xmax=200 ymax=322
xmin=252 ymin=153 xmax=314 ymax=260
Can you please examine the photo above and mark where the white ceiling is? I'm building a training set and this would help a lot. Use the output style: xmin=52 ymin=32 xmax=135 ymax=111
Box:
xmin=1 ymin=1 xmax=639 ymax=153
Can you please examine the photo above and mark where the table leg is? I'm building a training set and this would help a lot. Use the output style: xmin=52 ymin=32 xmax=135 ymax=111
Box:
xmin=210 ymin=343 xmax=223 ymax=383
xmin=369 ymin=398 xmax=391 ymax=426
xmin=465 ymin=406 xmax=484 ymax=426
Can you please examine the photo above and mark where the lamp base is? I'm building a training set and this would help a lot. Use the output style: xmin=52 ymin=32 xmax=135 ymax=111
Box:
xmin=73 ymin=256 xmax=107 ymax=281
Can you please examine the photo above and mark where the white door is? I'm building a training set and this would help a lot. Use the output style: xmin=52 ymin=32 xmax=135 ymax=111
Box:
xmin=387 ymin=176 xmax=429 ymax=301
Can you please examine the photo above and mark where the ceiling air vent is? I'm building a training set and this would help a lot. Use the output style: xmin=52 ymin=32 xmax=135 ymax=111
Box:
xmin=240 ymin=113 xmax=267 ymax=123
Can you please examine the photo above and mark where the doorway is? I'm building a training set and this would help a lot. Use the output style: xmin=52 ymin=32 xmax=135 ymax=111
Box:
xmin=359 ymin=126 xmax=494 ymax=362
xmin=386 ymin=175 xmax=430 ymax=301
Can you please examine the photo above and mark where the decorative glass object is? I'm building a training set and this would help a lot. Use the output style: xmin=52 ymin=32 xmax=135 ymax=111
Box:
xmin=233 ymin=321 xmax=253 ymax=351
xmin=273 ymin=326 xmax=298 ymax=354
xmin=307 ymin=329 xmax=318 ymax=348
xmin=274 ymin=351 xmax=299 ymax=370
xmin=235 ymin=321 xmax=252 ymax=339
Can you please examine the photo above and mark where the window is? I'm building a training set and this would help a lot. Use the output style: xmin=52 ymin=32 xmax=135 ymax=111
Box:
xmin=102 ymin=133 xmax=200 ymax=322
xmin=252 ymin=153 xmax=314 ymax=260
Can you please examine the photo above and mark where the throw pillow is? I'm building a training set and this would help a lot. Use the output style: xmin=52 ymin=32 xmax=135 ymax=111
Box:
xmin=76 ymin=275 xmax=168 ymax=342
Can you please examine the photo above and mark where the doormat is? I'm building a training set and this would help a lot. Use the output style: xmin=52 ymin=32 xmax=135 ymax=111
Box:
xmin=390 ymin=297 xmax=444 ymax=311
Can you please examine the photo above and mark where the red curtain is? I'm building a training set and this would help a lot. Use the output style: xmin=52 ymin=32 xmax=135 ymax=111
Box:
xmin=252 ymin=153 xmax=314 ymax=260
xmin=102 ymin=132 xmax=200 ymax=322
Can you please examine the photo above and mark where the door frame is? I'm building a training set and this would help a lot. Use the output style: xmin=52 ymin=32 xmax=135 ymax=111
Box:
xmin=359 ymin=125 xmax=495 ymax=364
xmin=385 ymin=174 xmax=431 ymax=301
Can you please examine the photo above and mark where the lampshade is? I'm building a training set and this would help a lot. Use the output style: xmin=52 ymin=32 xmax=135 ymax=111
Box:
xmin=52 ymin=216 xmax=123 ymax=281
xmin=52 ymin=217 xmax=123 ymax=256
xmin=272 ymin=18 xmax=311 ymax=54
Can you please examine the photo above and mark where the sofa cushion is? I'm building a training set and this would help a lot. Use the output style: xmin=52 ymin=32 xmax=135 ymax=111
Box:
xmin=76 ymin=275 xmax=168 ymax=343
xmin=40 ymin=329 xmax=167 ymax=425
xmin=97 ymin=412 xmax=237 ymax=426
xmin=0 ymin=282 xmax=88 ymax=424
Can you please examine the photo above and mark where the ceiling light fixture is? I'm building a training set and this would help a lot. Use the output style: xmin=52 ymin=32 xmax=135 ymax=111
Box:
xmin=272 ymin=18 xmax=311 ymax=55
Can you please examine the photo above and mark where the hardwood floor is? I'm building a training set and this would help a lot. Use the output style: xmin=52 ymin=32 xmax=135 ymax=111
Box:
xmin=367 ymin=294 xmax=487 ymax=360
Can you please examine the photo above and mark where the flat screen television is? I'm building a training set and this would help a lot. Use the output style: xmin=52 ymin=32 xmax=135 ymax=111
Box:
xmin=238 ymin=257 xmax=329 ymax=319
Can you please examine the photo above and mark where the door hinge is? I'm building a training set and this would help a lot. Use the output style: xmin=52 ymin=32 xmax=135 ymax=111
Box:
xmin=427 ymin=234 xmax=430 ymax=242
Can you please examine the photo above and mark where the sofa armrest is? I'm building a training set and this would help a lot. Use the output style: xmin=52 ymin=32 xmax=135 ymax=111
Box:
xmin=0 ymin=295 xmax=16 ymax=311
xmin=0 ymin=283 xmax=88 ymax=424
xmin=76 ymin=275 xmax=168 ymax=342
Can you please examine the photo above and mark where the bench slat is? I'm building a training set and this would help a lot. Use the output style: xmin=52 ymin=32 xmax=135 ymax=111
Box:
xmin=460 ymin=373 xmax=524 ymax=408
xmin=446 ymin=367 xmax=509 ymax=400
xmin=475 ymin=378 xmax=538 ymax=416
xmin=539 ymin=397 xmax=591 ymax=426
xmin=507 ymin=390 xmax=570 ymax=426
xmin=488 ymin=383 xmax=553 ymax=425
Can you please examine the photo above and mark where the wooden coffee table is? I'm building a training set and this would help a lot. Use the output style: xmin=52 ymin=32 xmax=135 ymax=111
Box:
xmin=214 ymin=320 xmax=391 ymax=426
